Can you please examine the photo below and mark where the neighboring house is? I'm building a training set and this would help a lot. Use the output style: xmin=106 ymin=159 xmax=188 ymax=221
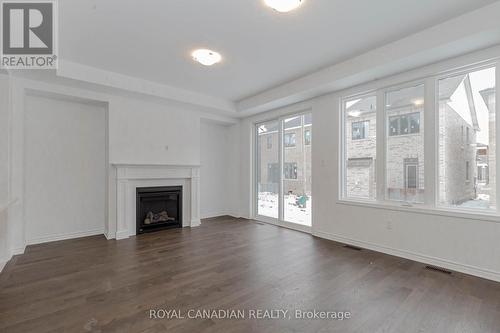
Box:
xmin=438 ymin=75 xmax=478 ymax=205
xmin=345 ymin=95 xmax=377 ymax=199
xmin=480 ymin=87 xmax=496 ymax=206
xmin=346 ymin=75 xmax=480 ymax=204
xmin=258 ymin=115 xmax=312 ymax=196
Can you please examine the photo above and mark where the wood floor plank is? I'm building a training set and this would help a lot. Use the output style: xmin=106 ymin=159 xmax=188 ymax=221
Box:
xmin=1 ymin=217 xmax=499 ymax=333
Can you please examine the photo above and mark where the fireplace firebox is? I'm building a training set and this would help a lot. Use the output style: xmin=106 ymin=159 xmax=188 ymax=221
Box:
xmin=136 ymin=186 xmax=182 ymax=234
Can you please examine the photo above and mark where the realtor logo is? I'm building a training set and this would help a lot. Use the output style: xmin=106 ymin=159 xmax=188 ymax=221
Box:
xmin=1 ymin=0 xmax=57 ymax=69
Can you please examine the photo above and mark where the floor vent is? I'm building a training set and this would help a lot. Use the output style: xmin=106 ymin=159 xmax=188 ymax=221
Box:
xmin=344 ymin=244 xmax=362 ymax=251
xmin=425 ymin=265 xmax=452 ymax=275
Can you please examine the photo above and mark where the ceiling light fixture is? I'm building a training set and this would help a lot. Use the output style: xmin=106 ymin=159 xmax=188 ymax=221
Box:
xmin=264 ymin=0 xmax=304 ymax=13
xmin=192 ymin=49 xmax=222 ymax=66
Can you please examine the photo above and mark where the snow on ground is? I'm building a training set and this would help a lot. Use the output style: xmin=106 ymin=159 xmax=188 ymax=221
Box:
xmin=258 ymin=192 xmax=312 ymax=226
xmin=457 ymin=194 xmax=491 ymax=209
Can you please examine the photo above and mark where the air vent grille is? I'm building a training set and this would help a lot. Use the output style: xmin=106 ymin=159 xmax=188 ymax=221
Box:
xmin=425 ymin=265 xmax=452 ymax=275
xmin=343 ymin=244 xmax=362 ymax=251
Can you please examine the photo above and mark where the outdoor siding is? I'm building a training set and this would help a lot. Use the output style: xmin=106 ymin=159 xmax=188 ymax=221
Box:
xmin=438 ymin=103 xmax=477 ymax=205
xmin=481 ymin=89 xmax=496 ymax=207
xmin=386 ymin=107 xmax=425 ymax=202
xmin=257 ymin=126 xmax=312 ymax=196
xmin=345 ymin=113 xmax=376 ymax=198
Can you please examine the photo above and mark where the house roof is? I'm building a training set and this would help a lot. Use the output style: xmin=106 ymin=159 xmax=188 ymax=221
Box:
xmin=479 ymin=87 xmax=495 ymax=113
xmin=258 ymin=114 xmax=312 ymax=135
xmin=345 ymin=95 xmax=377 ymax=118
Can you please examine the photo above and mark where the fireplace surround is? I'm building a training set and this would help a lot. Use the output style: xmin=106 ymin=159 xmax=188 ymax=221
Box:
xmin=110 ymin=164 xmax=200 ymax=240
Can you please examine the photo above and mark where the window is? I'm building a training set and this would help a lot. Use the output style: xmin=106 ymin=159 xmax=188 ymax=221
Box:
xmin=352 ymin=121 xmax=369 ymax=140
xmin=341 ymin=61 xmax=498 ymax=215
xmin=386 ymin=84 xmax=425 ymax=203
xmin=438 ymin=67 xmax=496 ymax=210
xmin=389 ymin=113 xmax=420 ymax=136
xmin=343 ymin=94 xmax=377 ymax=200
xmin=284 ymin=162 xmax=298 ymax=179
xmin=255 ymin=113 xmax=312 ymax=226
xmin=284 ymin=132 xmax=296 ymax=147
xmin=304 ymin=129 xmax=311 ymax=145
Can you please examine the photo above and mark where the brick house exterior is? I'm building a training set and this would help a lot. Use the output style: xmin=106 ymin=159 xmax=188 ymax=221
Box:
xmin=257 ymin=115 xmax=312 ymax=197
xmin=346 ymin=75 xmax=482 ymax=205
xmin=480 ymin=87 xmax=496 ymax=207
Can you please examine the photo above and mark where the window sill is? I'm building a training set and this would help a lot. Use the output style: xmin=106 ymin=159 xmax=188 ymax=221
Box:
xmin=337 ymin=199 xmax=500 ymax=223
xmin=388 ymin=132 xmax=420 ymax=138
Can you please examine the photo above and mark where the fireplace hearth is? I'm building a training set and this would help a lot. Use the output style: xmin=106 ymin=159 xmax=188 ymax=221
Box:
xmin=136 ymin=186 xmax=182 ymax=234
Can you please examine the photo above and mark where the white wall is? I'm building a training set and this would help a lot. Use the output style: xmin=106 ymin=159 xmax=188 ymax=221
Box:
xmin=24 ymin=95 xmax=107 ymax=244
xmin=108 ymin=96 xmax=201 ymax=166
xmin=237 ymin=52 xmax=500 ymax=282
xmin=0 ymin=74 xmax=10 ymax=270
xmin=200 ymin=121 xmax=238 ymax=218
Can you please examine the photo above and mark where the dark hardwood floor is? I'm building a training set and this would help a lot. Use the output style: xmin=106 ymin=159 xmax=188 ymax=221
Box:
xmin=1 ymin=216 xmax=500 ymax=333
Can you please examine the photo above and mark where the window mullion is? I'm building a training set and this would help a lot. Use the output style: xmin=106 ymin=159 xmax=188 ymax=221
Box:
xmin=278 ymin=119 xmax=283 ymax=222
xmin=496 ymin=62 xmax=500 ymax=212
xmin=424 ymin=77 xmax=437 ymax=206
xmin=376 ymin=90 xmax=386 ymax=201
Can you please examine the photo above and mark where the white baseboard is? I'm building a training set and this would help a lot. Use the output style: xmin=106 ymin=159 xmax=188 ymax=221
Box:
xmin=0 ymin=258 xmax=8 ymax=273
xmin=26 ymin=228 xmax=105 ymax=245
xmin=115 ymin=230 xmax=130 ymax=240
xmin=11 ymin=246 xmax=26 ymax=256
xmin=0 ymin=246 xmax=26 ymax=274
xmin=200 ymin=211 xmax=231 ymax=219
xmin=313 ymin=230 xmax=500 ymax=283
xmin=191 ymin=219 xmax=201 ymax=227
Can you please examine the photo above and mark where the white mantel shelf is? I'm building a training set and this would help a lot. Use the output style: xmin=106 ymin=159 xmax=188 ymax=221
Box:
xmin=111 ymin=164 xmax=201 ymax=240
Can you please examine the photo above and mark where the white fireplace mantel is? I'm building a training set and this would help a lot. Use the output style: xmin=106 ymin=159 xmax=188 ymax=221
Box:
xmin=110 ymin=164 xmax=201 ymax=240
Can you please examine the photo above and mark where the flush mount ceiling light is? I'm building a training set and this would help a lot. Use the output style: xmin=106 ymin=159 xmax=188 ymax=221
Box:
xmin=264 ymin=0 xmax=304 ymax=13
xmin=192 ymin=49 xmax=222 ymax=66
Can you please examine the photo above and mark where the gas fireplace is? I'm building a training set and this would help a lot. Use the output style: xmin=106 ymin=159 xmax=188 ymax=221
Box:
xmin=136 ymin=186 xmax=182 ymax=234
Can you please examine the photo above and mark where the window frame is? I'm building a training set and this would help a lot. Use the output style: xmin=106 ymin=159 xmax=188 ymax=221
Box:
xmin=339 ymin=60 xmax=499 ymax=218
xmin=304 ymin=129 xmax=312 ymax=145
xmin=284 ymin=132 xmax=296 ymax=148
xmin=284 ymin=162 xmax=298 ymax=180
xmin=351 ymin=120 xmax=370 ymax=140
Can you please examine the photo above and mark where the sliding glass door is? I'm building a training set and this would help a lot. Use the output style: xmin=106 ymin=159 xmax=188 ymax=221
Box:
xmin=255 ymin=113 xmax=312 ymax=227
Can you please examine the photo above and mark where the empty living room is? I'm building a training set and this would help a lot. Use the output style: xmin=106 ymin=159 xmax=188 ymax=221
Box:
xmin=2 ymin=1 xmax=500 ymax=332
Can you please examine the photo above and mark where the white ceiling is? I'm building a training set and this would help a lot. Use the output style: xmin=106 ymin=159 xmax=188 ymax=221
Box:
xmin=59 ymin=0 xmax=497 ymax=103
